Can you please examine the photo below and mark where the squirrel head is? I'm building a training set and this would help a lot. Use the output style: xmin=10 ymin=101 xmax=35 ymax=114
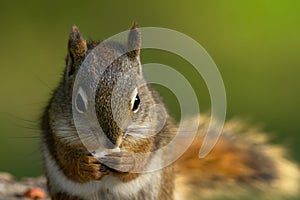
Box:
xmin=52 ymin=23 xmax=167 ymax=151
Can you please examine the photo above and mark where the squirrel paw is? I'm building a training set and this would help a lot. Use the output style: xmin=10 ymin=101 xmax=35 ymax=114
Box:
xmin=99 ymin=151 xmax=135 ymax=173
xmin=78 ymin=155 xmax=109 ymax=181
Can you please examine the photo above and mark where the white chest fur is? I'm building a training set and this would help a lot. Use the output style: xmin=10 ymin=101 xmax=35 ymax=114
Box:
xmin=42 ymin=144 xmax=163 ymax=200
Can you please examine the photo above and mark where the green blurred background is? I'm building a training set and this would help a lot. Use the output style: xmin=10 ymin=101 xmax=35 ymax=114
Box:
xmin=0 ymin=0 xmax=299 ymax=179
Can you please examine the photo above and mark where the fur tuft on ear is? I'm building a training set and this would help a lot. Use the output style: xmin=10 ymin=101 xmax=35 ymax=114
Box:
xmin=127 ymin=22 xmax=141 ymax=58
xmin=66 ymin=25 xmax=87 ymax=78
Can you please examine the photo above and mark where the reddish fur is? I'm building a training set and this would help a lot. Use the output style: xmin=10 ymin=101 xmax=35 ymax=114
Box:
xmin=176 ymin=136 xmax=260 ymax=182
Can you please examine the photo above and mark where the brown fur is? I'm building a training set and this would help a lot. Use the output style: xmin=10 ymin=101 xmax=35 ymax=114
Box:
xmin=42 ymin=24 xmax=176 ymax=200
xmin=174 ymin=116 xmax=300 ymax=199
xmin=42 ymin=106 xmax=108 ymax=184
xmin=51 ymin=193 xmax=80 ymax=200
xmin=42 ymin=25 xmax=300 ymax=200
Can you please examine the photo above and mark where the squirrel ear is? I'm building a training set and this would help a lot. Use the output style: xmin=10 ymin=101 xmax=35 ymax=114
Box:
xmin=66 ymin=25 xmax=87 ymax=77
xmin=127 ymin=22 xmax=141 ymax=58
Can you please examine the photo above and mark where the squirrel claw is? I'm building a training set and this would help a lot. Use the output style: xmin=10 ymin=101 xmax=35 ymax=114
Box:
xmin=99 ymin=151 xmax=135 ymax=173
xmin=78 ymin=155 xmax=108 ymax=181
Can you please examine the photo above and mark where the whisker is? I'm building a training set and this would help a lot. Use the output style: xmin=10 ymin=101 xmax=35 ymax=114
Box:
xmin=9 ymin=135 xmax=40 ymax=139
xmin=34 ymin=74 xmax=55 ymax=91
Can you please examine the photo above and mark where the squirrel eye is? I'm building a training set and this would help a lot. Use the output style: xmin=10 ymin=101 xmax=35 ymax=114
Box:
xmin=131 ymin=88 xmax=140 ymax=113
xmin=75 ymin=88 xmax=88 ymax=113
xmin=132 ymin=94 xmax=140 ymax=113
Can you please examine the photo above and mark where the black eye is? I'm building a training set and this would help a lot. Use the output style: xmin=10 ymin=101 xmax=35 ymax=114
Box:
xmin=132 ymin=94 xmax=140 ymax=113
xmin=75 ymin=88 xmax=88 ymax=113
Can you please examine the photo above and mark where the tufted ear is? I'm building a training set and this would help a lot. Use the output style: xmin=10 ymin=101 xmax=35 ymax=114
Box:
xmin=127 ymin=22 xmax=141 ymax=58
xmin=65 ymin=25 xmax=87 ymax=78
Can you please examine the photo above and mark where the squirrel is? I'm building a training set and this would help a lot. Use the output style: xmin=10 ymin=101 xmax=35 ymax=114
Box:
xmin=41 ymin=23 xmax=300 ymax=200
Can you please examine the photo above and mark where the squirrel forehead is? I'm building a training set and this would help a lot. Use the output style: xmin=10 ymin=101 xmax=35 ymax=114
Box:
xmin=73 ymin=40 xmax=141 ymax=100
xmin=86 ymin=41 xmax=138 ymax=71
xmin=98 ymin=59 xmax=138 ymax=93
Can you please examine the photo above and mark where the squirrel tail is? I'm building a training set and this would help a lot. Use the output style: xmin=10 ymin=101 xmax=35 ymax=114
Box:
xmin=174 ymin=115 xmax=300 ymax=199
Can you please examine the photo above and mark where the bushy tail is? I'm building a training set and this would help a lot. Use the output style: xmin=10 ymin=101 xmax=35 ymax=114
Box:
xmin=174 ymin=115 xmax=300 ymax=200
